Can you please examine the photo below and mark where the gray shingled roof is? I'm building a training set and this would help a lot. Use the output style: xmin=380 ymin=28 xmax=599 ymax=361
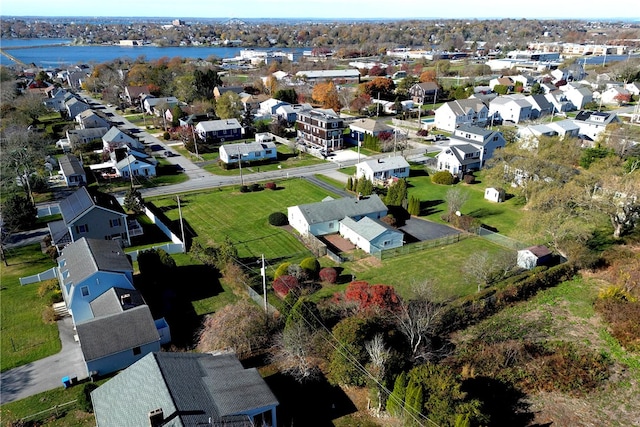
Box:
xmin=91 ymin=352 xmax=278 ymax=427
xmin=340 ymin=216 xmax=399 ymax=241
xmin=294 ymin=194 xmax=387 ymax=225
xmin=58 ymin=238 xmax=132 ymax=287
xmin=59 ymin=154 xmax=84 ymax=177
xmin=76 ymin=305 xmax=159 ymax=362
xmin=445 ymin=98 xmax=487 ymax=115
xmin=357 ymin=156 xmax=409 ymax=173
xmin=58 ymin=187 xmax=125 ymax=224
xmin=349 ymin=118 xmax=393 ymax=134
xmin=221 ymin=141 xmax=277 ymax=157
xmin=197 ymin=118 xmax=241 ymax=132
xmin=90 ymin=287 xmax=145 ymax=318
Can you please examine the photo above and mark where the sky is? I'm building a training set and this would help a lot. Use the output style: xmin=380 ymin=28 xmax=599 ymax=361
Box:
xmin=0 ymin=0 xmax=633 ymax=20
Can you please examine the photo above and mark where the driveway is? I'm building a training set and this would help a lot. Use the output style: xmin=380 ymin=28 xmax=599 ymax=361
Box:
xmin=399 ymin=216 xmax=460 ymax=242
xmin=0 ymin=316 xmax=86 ymax=404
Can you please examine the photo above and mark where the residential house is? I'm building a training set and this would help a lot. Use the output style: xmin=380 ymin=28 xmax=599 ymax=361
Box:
xmin=124 ymin=85 xmax=150 ymax=106
xmin=563 ymin=85 xmax=593 ymax=110
xmin=56 ymin=237 xmax=135 ymax=323
xmin=91 ymin=351 xmax=279 ymax=427
xmin=296 ymin=109 xmax=345 ymax=150
xmin=288 ymin=194 xmax=388 ymax=237
xmin=545 ymin=92 xmax=573 ymax=112
xmin=259 ymin=98 xmax=288 ymax=116
xmin=489 ymin=76 xmax=515 ymax=92
xmin=275 ymin=103 xmax=313 ymax=125
xmin=195 ymin=118 xmax=242 ymax=143
xmin=66 ymin=70 xmax=87 ymax=88
xmin=434 ymin=99 xmax=489 ymax=132
xmin=517 ymin=245 xmax=553 ymax=270
xmin=547 ymin=119 xmax=580 ymax=139
xmin=59 ymin=154 xmax=87 ymax=187
xmin=573 ymin=110 xmax=620 ymax=142
xmin=517 ymin=124 xmax=557 ymax=147
xmin=115 ymin=154 xmax=157 ymax=179
xmin=178 ymin=113 xmax=211 ymax=127
xmin=600 ymin=87 xmax=631 ymax=105
xmin=489 ymin=94 xmax=532 ymax=124
xmin=43 ymin=88 xmax=71 ymax=111
xmin=339 ymin=216 xmax=404 ymax=254
xmin=435 ymin=125 xmax=506 ymax=177
xmin=355 ymin=156 xmax=410 ymax=185
xmin=65 ymin=97 xmax=91 ymax=119
xmin=142 ymin=96 xmax=179 ymax=115
xmin=76 ymin=110 xmax=110 ymax=129
xmin=241 ymin=93 xmax=270 ymax=113
xmin=48 ymin=187 xmax=130 ymax=249
xmin=218 ymin=141 xmax=278 ymax=164
xmin=102 ymin=127 xmax=144 ymax=152
xmin=66 ymin=127 xmax=109 ymax=150
xmin=76 ymin=299 xmax=160 ymax=377
xmin=295 ymin=69 xmax=361 ymax=84
xmin=349 ymin=118 xmax=393 ymax=145
xmin=213 ymin=86 xmax=245 ymax=100
xmin=526 ymin=94 xmax=553 ymax=119
xmin=624 ymin=81 xmax=640 ymax=96
xmin=408 ymin=82 xmax=439 ymax=104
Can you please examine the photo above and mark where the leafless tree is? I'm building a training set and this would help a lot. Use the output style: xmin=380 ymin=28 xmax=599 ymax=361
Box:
xmin=445 ymin=187 xmax=469 ymax=220
xmin=270 ymin=322 xmax=322 ymax=383
xmin=365 ymin=334 xmax=389 ymax=414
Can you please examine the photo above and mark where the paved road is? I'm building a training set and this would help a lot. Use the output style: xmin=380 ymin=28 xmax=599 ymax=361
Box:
xmin=0 ymin=316 xmax=86 ymax=404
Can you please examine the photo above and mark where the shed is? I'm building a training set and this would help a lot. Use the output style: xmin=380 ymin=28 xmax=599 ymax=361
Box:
xmin=517 ymin=245 xmax=553 ymax=270
xmin=484 ymin=187 xmax=505 ymax=203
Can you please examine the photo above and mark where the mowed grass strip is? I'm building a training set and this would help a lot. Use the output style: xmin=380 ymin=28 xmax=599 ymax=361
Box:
xmin=1 ymin=245 xmax=61 ymax=372
xmin=147 ymin=178 xmax=334 ymax=260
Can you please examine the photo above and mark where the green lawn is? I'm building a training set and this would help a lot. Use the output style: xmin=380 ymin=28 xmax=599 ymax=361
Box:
xmin=0 ymin=245 xmax=60 ymax=372
xmin=407 ymin=165 xmax=523 ymax=235
xmin=147 ymin=178 xmax=335 ymax=261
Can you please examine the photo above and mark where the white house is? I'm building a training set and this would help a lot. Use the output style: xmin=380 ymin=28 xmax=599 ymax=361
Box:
xmin=517 ymin=124 xmax=557 ymax=147
xmin=115 ymin=154 xmax=157 ymax=179
xmin=573 ymin=110 xmax=620 ymax=142
xmin=436 ymin=125 xmax=506 ymax=177
xmin=339 ymin=216 xmax=404 ymax=254
xmin=563 ymin=86 xmax=593 ymax=110
xmin=219 ymin=141 xmax=278 ymax=164
xmin=102 ymin=127 xmax=144 ymax=152
xmin=76 ymin=110 xmax=110 ymax=129
xmin=600 ymin=87 xmax=631 ymax=105
xmin=259 ymin=98 xmax=288 ymax=116
xmin=59 ymin=154 xmax=87 ymax=187
xmin=434 ymin=99 xmax=489 ymax=132
xmin=489 ymin=95 xmax=532 ymax=124
xmin=65 ymin=97 xmax=91 ymax=119
xmin=547 ymin=119 xmax=580 ymax=139
xmin=287 ymin=194 xmax=388 ymax=237
xmin=355 ymin=156 xmax=410 ymax=184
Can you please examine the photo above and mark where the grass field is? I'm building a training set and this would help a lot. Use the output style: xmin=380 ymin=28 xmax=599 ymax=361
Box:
xmin=147 ymin=178 xmax=334 ymax=262
xmin=0 ymin=245 xmax=60 ymax=372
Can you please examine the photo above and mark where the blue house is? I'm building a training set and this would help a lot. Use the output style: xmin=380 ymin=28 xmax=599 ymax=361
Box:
xmin=56 ymin=238 xmax=135 ymax=324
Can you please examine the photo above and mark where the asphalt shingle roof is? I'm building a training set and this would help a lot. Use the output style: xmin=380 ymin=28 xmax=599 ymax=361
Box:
xmin=294 ymin=194 xmax=387 ymax=225
xmin=58 ymin=237 xmax=132 ymax=286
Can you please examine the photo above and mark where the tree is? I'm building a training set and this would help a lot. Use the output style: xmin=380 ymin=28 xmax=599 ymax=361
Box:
xmin=337 ymin=281 xmax=402 ymax=314
xmin=349 ymin=93 xmax=372 ymax=112
xmin=1 ymin=194 xmax=37 ymax=231
xmin=123 ymin=186 xmax=145 ymax=214
xmin=271 ymin=321 xmax=322 ymax=383
xmin=408 ymin=195 xmax=421 ymax=216
xmin=274 ymin=88 xmax=298 ymax=104
xmin=312 ymin=81 xmax=342 ymax=111
xmin=14 ymin=92 xmax=49 ymax=125
xmin=356 ymin=177 xmax=374 ymax=196
xmin=362 ymin=77 xmax=395 ymax=100
xmin=169 ymin=105 xmax=183 ymax=127
xmin=419 ymin=69 xmax=437 ymax=82
xmin=194 ymin=68 xmax=222 ymax=100
xmin=197 ymin=300 xmax=271 ymax=359
xmin=530 ymin=82 xmax=545 ymax=95
xmin=216 ymin=91 xmax=243 ymax=120
xmin=445 ymin=187 xmax=469 ymax=221
xmin=365 ymin=333 xmax=390 ymax=413
xmin=614 ymin=92 xmax=632 ymax=105
xmin=395 ymin=280 xmax=444 ymax=360
xmin=385 ymin=178 xmax=408 ymax=207
xmin=328 ymin=315 xmax=379 ymax=386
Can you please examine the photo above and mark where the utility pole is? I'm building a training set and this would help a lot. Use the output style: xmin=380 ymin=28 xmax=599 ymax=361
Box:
xmin=237 ymin=145 xmax=244 ymax=185
xmin=260 ymin=254 xmax=267 ymax=313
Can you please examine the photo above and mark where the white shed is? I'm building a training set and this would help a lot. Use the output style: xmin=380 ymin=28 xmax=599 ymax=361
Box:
xmin=484 ymin=187 xmax=505 ymax=203
xmin=517 ymin=245 xmax=553 ymax=270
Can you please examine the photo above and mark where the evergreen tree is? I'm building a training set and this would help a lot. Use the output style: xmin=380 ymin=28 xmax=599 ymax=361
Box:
xmin=386 ymin=372 xmax=407 ymax=416
xmin=347 ymin=176 xmax=353 ymax=191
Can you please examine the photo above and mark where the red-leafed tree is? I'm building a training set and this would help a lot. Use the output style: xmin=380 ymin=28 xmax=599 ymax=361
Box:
xmin=350 ymin=93 xmax=372 ymax=112
xmin=273 ymin=275 xmax=300 ymax=299
xmin=319 ymin=267 xmax=338 ymax=284
xmin=614 ymin=93 xmax=632 ymax=105
xmin=337 ymin=281 xmax=401 ymax=313
xmin=368 ymin=65 xmax=387 ymax=77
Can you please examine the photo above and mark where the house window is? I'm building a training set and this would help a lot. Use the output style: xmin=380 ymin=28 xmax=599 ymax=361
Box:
xmin=266 ymin=149 xmax=273 ymax=154
xmin=133 ymin=346 xmax=141 ymax=356
xmin=81 ymin=286 xmax=89 ymax=297
xmin=75 ymin=224 xmax=89 ymax=234
xmin=110 ymin=218 xmax=122 ymax=228
xmin=329 ymin=222 xmax=334 ymax=228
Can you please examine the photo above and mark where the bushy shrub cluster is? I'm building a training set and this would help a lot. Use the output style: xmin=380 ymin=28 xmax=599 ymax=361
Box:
xmin=431 ymin=170 xmax=454 ymax=185
xmin=268 ymin=212 xmax=288 ymax=226
xmin=272 ymin=275 xmax=300 ymax=298
xmin=265 ymin=181 xmax=277 ymax=190
xmin=319 ymin=267 xmax=338 ymax=284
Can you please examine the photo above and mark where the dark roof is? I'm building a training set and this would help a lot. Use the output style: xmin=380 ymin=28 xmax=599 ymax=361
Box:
xmin=90 ymin=287 xmax=146 ymax=317
xmin=523 ymin=245 xmax=552 ymax=258
xmin=75 ymin=305 xmax=159 ymax=361
xmin=59 ymin=154 xmax=85 ymax=177
xmin=58 ymin=238 xmax=132 ymax=286
xmin=91 ymin=352 xmax=279 ymax=427
xmin=292 ymin=194 xmax=387 ymax=225
xmin=58 ymin=187 xmax=125 ymax=224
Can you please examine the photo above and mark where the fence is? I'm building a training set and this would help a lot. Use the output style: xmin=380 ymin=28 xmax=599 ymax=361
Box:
xmin=37 ymin=204 xmax=61 ymax=218
xmin=375 ymin=232 xmax=470 ymax=260
xmin=474 ymin=226 xmax=528 ymax=250
xmin=127 ymin=243 xmax=185 ymax=262
xmin=392 ymin=118 xmax=422 ymax=130
xmin=19 ymin=267 xmax=58 ymax=285
xmin=246 ymin=285 xmax=278 ymax=315
xmin=20 ymin=399 xmax=77 ymax=423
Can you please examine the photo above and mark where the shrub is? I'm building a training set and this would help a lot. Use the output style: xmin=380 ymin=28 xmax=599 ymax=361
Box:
xmin=319 ymin=267 xmax=338 ymax=284
xmin=273 ymin=275 xmax=300 ymax=298
xmin=463 ymin=174 xmax=475 ymax=184
xmin=239 ymin=185 xmax=250 ymax=193
xmin=274 ymin=262 xmax=291 ymax=280
xmin=250 ymin=183 xmax=262 ymax=192
xmin=78 ymin=383 xmax=99 ymax=412
xmin=37 ymin=280 xmax=59 ymax=298
xmin=431 ymin=170 xmax=454 ymax=185
xmin=163 ymin=131 xmax=171 ymax=140
xmin=42 ymin=306 xmax=58 ymax=324
xmin=300 ymin=257 xmax=320 ymax=278
xmin=265 ymin=181 xmax=277 ymax=190
xmin=268 ymin=212 xmax=288 ymax=226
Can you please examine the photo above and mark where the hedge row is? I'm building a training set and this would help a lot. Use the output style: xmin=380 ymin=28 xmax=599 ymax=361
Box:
xmin=438 ymin=262 xmax=578 ymax=335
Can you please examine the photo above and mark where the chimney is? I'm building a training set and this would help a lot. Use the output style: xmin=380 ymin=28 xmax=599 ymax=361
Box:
xmin=149 ymin=408 xmax=164 ymax=427
xmin=357 ymin=192 xmax=362 ymax=200
xmin=120 ymin=293 xmax=132 ymax=306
